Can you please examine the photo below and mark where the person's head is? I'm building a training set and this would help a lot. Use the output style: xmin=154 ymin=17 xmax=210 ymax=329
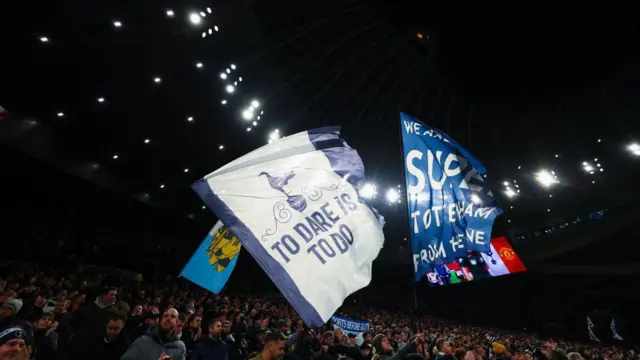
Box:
xmin=277 ymin=319 xmax=288 ymax=333
xmin=160 ymin=308 xmax=179 ymax=332
xmin=175 ymin=313 xmax=186 ymax=333
xmin=0 ymin=328 xmax=27 ymax=360
xmin=0 ymin=291 xmax=16 ymax=304
xmin=208 ymin=319 xmax=222 ymax=337
xmin=34 ymin=313 xmax=55 ymax=330
xmin=0 ymin=300 xmax=23 ymax=319
xmin=436 ymin=339 xmax=454 ymax=356
xmin=189 ymin=315 xmax=202 ymax=330
xmin=401 ymin=332 xmax=409 ymax=342
xmin=100 ymin=287 xmax=117 ymax=305
xmin=322 ymin=331 xmax=334 ymax=346
xmin=55 ymin=299 xmax=70 ymax=314
xmin=262 ymin=332 xmax=285 ymax=360
xmin=132 ymin=305 xmax=143 ymax=316
xmin=105 ymin=314 xmax=125 ymax=341
xmin=567 ymin=353 xmax=583 ymax=360
xmin=363 ymin=331 xmax=373 ymax=343
xmin=373 ymin=334 xmax=393 ymax=355
xmin=223 ymin=320 xmax=232 ymax=334
xmin=294 ymin=318 xmax=304 ymax=332
xmin=334 ymin=327 xmax=343 ymax=339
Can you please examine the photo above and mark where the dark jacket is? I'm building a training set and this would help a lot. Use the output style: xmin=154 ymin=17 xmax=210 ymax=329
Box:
xmin=190 ymin=335 xmax=229 ymax=360
xmin=121 ymin=325 xmax=186 ymax=360
xmin=71 ymin=298 xmax=117 ymax=339
xmin=69 ymin=331 xmax=129 ymax=360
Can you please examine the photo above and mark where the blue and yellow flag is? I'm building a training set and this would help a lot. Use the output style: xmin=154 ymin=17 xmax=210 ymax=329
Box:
xmin=181 ymin=220 xmax=241 ymax=293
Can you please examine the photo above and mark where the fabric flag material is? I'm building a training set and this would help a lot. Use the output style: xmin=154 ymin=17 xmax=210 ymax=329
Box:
xmin=611 ymin=319 xmax=623 ymax=341
xmin=0 ymin=105 xmax=7 ymax=121
xmin=331 ymin=315 xmax=370 ymax=345
xmin=181 ymin=221 xmax=241 ymax=294
xmin=479 ymin=237 xmax=527 ymax=276
xmin=587 ymin=317 xmax=600 ymax=342
xmin=193 ymin=127 xmax=385 ymax=327
xmin=400 ymin=113 xmax=502 ymax=281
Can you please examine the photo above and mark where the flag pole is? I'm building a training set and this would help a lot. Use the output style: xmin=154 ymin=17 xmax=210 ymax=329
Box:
xmin=397 ymin=109 xmax=421 ymax=333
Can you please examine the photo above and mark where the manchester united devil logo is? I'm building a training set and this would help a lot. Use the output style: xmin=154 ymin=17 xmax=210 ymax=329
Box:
xmin=498 ymin=247 xmax=515 ymax=261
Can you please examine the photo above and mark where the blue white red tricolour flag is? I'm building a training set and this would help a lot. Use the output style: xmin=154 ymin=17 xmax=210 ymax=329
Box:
xmin=193 ymin=127 xmax=385 ymax=326
xmin=399 ymin=113 xmax=502 ymax=281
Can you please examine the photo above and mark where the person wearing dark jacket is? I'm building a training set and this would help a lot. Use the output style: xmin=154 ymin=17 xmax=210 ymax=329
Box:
xmin=226 ymin=321 xmax=249 ymax=360
xmin=433 ymin=339 xmax=456 ymax=360
xmin=191 ymin=319 xmax=228 ymax=360
xmin=31 ymin=312 xmax=58 ymax=360
xmin=70 ymin=313 xmax=129 ymax=360
xmin=121 ymin=308 xmax=186 ymax=360
xmin=373 ymin=333 xmax=425 ymax=360
xmin=71 ymin=286 xmax=118 ymax=340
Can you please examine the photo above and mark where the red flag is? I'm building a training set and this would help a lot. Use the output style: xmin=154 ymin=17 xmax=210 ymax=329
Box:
xmin=492 ymin=236 xmax=526 ymax=273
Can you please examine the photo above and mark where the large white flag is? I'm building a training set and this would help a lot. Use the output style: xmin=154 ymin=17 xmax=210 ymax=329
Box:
xmin=193 ymin=127 xmax=385 ymax=326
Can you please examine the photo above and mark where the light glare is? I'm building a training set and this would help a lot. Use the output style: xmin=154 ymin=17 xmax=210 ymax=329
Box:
xmin=225 ymin=85 xmax=235 ymax=93
xmin=385 ymin=188 xmax=400 ymax=204
xmin=359 ymin=183 xmax=377 ymax=199
xmin=535 ymin=170 xmax=558 ymax=187
xmin=189 ymin=13 xmax=202 ymax=25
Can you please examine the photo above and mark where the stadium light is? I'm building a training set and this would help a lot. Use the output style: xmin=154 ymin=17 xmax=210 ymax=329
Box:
xmin=359 ymin=183 xmax=377 ymax=199
xmin=535 ymin=170 xmax=558 ymax=187
xmin=242 ymin=109 xmax=253 ymax=120
xmin=386 ymin=188 xmax=400 ymax=204
xmin=189 ymin=13 xmax=202 ymax=25
xmin=505 ymin=188 xmax=516 ymax=198
xmin=225 ymin=84 xmax=235 ymax=93
xmin=627 ymin=143 xmax=640 ymax=156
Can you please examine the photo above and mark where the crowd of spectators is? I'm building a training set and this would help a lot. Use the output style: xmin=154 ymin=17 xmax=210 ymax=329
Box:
xmin=0 ymin=262 xmax=635 ymax=360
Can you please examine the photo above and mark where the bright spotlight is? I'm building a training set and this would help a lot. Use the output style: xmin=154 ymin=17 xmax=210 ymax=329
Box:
xmin=505 ymin=188 xmax=516 ymax=198
xmin=220 ymin=73 xmax=227 ymax=80
xmin=166 ymin=9 xmax=174 ymax=17
xmin=628 ymin=143 xmax=640 ymax=156
xmin=583 ymin=164 xmax=594 ymax=172
xmin=471 ymin=194 xmax=482 ymax=204
xmin=221 ymin=100 xmax=227 ymax=105
xmin=225 ymin=85 xmax=235 ymax=93
xmin=251 ymin=100 xmax=260 ymax=108
xmin=113 ymin=21 xmax=122 ymax=28
xmin=196 ymin=62 xmax=203 ymax=68
xmin=39 ymin=36 xmax=49 ymax=43
xmin=386 ymin=188 xmax=400 ymax=204
xmin=359 ymin=183 xmax=377 ymax=199
xmin=242 ymin=109 xmax=254 ymax=120
xmin=230 ymin=64 xmax=236 ymax=70
xmin=153 ymin=77 xmax=161 ymax=83
xmin=503 ymin=181 xmax=509 ymax=186
xmin=218 ymin=145 xmax=224 ymax=150
xmin=535 ymin=170 xmax=558 ymax=187
xmin=57 ymin=112 xmax=64 ymax=117
xmin=269 ymin=130 xmax=281 ymax=141
xmin=189 ymin=13 xmax=202 ymax=25
xmin=226 ymin=68 xmax=231 ymax=74
xmin=252 ymin=121 xmax=257 ymax=126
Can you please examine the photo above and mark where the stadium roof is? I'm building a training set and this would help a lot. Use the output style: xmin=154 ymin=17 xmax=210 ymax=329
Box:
xmin=1 ymin=0 xmax=639 ymax=249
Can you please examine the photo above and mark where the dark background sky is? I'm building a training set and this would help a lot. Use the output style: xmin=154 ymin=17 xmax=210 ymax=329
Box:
xmin=1 ymin=0 xmax=639 ymax=251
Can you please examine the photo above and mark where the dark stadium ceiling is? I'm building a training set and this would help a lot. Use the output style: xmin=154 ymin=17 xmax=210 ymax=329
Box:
xmin=1 ymin=0 xmax=639 ymax=241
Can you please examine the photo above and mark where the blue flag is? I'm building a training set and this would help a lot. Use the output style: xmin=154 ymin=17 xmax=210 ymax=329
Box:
xmin=399 ymin=113 xmax=502 ymax=281
xmin=181 ymin=221 xmax=241 ymax=293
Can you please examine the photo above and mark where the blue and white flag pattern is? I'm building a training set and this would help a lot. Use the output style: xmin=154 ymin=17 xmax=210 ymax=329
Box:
xmin=331 ymin=315 xmax=369 ymax=345
xmin=181 ymin=221 xmax=241 ymax=294
xmin=193 ymin=127 xmax=385 ymax=327
xmin=399 ymin=113 xmax=502 ymax=281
